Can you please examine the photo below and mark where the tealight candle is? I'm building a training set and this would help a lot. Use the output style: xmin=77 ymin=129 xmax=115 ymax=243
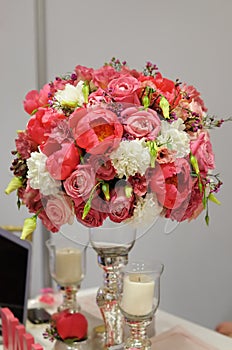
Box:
xmin=55 ymin=247 xmax=82 ymax=285
xmin=121 ymin=273 xmax=155 ymax=316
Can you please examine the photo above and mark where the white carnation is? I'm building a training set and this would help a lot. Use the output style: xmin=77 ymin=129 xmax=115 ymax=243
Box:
xmin=54 ymin=81 xmax=85 ymax=108
xmin=110 ymin=139 xmax=151 ymax=178
xmin=27 ymin=152 xmax=60 ymax=196
xmin=157 ymin=118 xmax=190 ymax=158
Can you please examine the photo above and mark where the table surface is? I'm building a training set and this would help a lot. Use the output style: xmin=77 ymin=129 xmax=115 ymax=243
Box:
xmin=2 ymin=287 xmax=232 ymax=349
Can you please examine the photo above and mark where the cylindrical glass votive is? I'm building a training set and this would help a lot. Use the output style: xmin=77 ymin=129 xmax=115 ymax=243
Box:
xmin=119 ymin=260 xmax=164 ymax=350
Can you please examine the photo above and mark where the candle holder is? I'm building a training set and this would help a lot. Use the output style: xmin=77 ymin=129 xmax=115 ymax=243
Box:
xmin=46 ymin=229 xmax=88 ymax=313
xmin=89 ymin=220 xmax=136 ymax=348
xmin=119 ymin=260 xmax=164 ymax=350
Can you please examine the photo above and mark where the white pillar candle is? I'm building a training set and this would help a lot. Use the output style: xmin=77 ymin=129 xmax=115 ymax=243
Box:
xmin=121 ymin=274 xmax=155 ymax=316
xmin=55 ymin=247 xmax=82 ymax=285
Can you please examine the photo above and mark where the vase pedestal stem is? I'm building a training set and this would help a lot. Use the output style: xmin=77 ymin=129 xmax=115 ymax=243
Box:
xmin=96 ymin=254 xmax=128 ymax=348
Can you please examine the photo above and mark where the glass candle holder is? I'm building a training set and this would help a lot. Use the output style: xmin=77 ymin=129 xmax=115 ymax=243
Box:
xmin=119 ymin=260 xmax=164 ymax=350
xmin=46 ymin=229 xmax=88 ymax=313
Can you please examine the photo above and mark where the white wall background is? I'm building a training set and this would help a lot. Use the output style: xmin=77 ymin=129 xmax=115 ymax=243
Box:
xmin=1 ymin=0 xmax=232 ymax=330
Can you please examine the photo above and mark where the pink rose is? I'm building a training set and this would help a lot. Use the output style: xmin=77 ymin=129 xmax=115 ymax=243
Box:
xmin=75 ymin=65 xmax=94 ymax=82
xmin=69 ymin=106 xmax=123 ymax=154
xmin=109 ymin=182 xmax=135 ymax=223
xmin=74 ymin=198 xmax=107 ymax=227
xmin=149 ymin=158 xmax=192 ymax=210
xmin=64 ymin=164 xmax=96 ymax=199
xmin=108 ymin=75 xmax=140 ymax=104
xmin=46 ymin=142 xmax=80 ymax=180
xmin=89 ymin=155 xmax=116 ymax=180
xmin=190 ymin=131 xmax=215 ymax=174
xmin=92 ymin=66 xmax=119 ymax=89
xmin=122 ymin=106 xmax=161 ymax=140
xmin=44 ymin=194 xmax=74 ymax=229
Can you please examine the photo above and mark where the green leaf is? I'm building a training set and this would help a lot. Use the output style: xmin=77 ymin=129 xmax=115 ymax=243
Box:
xmin=159 ymin=96 xmax=169 ymax=119
xmin=82 ymin=199 xmax=91 ymax=220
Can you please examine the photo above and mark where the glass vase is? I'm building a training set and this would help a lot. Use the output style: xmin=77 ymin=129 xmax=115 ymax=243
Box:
xmin=119 ymin=260 xmax=164 ymax=350
xmin=46 ymin=229 xmax=88 ymax=313
xmin=89 ymin=220 xmax=136 ymax=348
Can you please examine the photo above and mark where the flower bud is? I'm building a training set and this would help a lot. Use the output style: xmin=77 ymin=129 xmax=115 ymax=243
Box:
xmin=5 ymin=177 xmax=23 ymax=195
xmin=21 ymin=216 xmax=37 ymax=240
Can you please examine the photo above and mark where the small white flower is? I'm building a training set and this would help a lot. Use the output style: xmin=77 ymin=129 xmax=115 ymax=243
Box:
xmin=110 ymin=139 xmax=151 ymax=178
xmin=27 ymin=152 xmax=60 ymax=196
xmin=157 ymin=118 xmax=190 ymax=158
xmin=54 ymin=81 xmax=85 ymax=109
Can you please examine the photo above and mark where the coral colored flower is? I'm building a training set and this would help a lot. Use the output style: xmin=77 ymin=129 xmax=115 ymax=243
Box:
xmin=92 ymin=65 xmax=119 ymax=89
xmin=154 ymin=72 xmax=181 ymax=108
xmin=23 ymin=83 xmax=50 ymax=114
xmin=69 ymin=106 xmax=123 ymax=154
xmin=149 ymin=158 xmax=192 ymax=210
xmin=46 ymin=142 xmax=80 ymax=180
xmin=26 ymin=108 xmax=66 ymax=145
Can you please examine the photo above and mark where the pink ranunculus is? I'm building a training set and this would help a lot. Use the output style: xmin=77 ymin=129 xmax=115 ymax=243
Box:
xmin=75 ymin=65 xmax=94 ymax=82
xmin=190 ymin=130 xmax=215 ymax=174
xmin=108 ymin=75 xmax=141 ymax=104
xmin=64 ymin=164 xmax=96 ymax=199
xmin=128 ymin=173 xmax=147 ymax=197
xmin=122 ymin=106 xmax=161 ymax=140
xmin=69 ymin=106 xmax=123 ymax=154
xmin=74 ymin=199 xmax=107 ymax=227
xmin=23 ymin=84 xmax=50 ymax=114
xmin=109 ymin=182 xmax=135 ymax=223
xmin=26 ymin=107 xmax=66 ymax=145
xmin=149 ymin=158 xmax=192 ymax=210
xmin=46 ymin=142 xmax=80 ymax=180
xmin=89 ymin=154 xmax=116 ymax=181
xmin=92 ymin=65 xmax=120 ymax=89
xmin=44 ymin=193 xmax=74 ymax=229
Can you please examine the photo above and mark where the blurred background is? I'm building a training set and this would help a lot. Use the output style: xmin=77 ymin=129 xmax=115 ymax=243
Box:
xmin=1 ymin=0 xmax=232 ymax=330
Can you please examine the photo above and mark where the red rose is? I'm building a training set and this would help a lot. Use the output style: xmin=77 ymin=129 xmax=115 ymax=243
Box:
xmin=52 ymin=310 xmax=88 ymax=341
xmin=69 ymin=106 xmax=123 ymax=154
xmin=74 ymin=198 xmax=107 ymax=227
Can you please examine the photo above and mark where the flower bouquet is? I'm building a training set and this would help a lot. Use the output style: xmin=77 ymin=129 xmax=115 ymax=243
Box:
xmin=5 ymin=57 xmax=229 ymax=238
